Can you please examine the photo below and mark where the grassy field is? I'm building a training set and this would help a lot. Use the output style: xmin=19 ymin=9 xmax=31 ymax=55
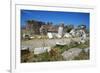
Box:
xmin=21 ymin=37 xmax=89 ymax=63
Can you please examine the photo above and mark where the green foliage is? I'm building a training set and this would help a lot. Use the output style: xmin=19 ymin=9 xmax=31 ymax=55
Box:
xmin=74 ymin=40 xmax=89 ymax=49
xmin=21 ymin=51 xmax=34 ymax=63
xmin=53 ymin=45 xmax=69 ymax=53
xmin=31 ymin=49 xmax=63 ymax=62
xmin=21 ymin=40 xmax=90 ymax=62
xmin=65 ymin=24 xmax=74 ymax=33
xmin=77 ymin=24 xmax=86 ymax=29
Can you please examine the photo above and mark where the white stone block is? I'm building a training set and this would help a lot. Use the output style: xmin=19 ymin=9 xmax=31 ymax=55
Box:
xmin=47 ymin=32 xmax=53 ymax=39
xmin=34 ymin=47 xmax=51 ymax=54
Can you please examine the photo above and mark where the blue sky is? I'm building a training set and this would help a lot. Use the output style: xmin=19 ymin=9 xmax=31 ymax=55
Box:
xmin=21 ymin=9 xmax=90 ymax=28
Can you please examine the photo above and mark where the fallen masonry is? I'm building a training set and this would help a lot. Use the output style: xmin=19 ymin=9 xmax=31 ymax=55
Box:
xmin=61 ymin=48 xmax=82 ymax=60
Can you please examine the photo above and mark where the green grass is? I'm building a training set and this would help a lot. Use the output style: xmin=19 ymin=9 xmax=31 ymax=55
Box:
xmin=21 ymin=39 xmax=90 ymax=62
xmin=33 ymin=49 xmax=63 ymax=62
xmin=53 ymin=45 xmax=70 ymax=54
xmin=74 ymin=40 xmax=89 ymax=49
xmin=52 ymin=39 xmax=89 ymax=54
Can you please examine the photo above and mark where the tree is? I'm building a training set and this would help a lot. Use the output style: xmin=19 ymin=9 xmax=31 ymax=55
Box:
xmin=26 ymin=20 xmax=34 ymax=35
xmin=65 ymin=24 xmax=74 ymax=33
xmin=26 ymin=20 xmax=45 ymax=35
xmin=77 ymin=24 xmax=86 ymax=29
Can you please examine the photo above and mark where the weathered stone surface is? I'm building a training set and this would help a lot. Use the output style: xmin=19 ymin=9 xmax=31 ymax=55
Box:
xmin=34 ymin=47 xmax=51 ymax=54
xmin=61 ymin=48 xmax=82 ymax=60
xmin=84 ymin=48 xmax=89 ymax=53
